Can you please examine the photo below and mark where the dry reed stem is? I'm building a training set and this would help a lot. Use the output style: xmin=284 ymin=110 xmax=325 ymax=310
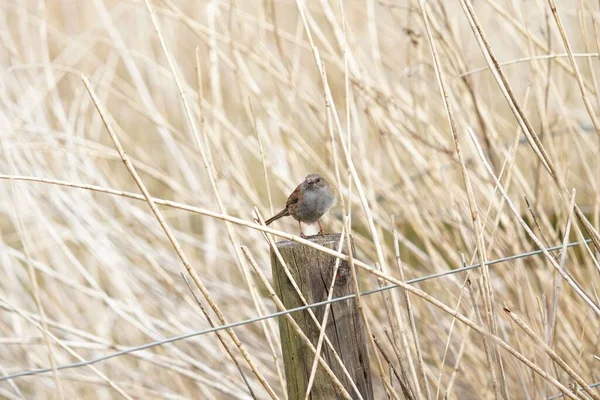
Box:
xmin=505 ymin=306 xmax=599 ymax=400
xmin=417 ymin=1 xmax=506 ymax=397
xmin=348 ymin=246 xmax=579 ymax=399
xmin=548 ymin=189 xmax=577 ymax=350
xmin=1 ymin=140 xmax=65 ymax=399
xmin=481 ymin=0 xmax=596 ymax=92
xmin=391 ymin=220 xmax=421 ymax=399
xmin=176 ymin=0 xmax=288 ymax=390
xmin=461 ymin=53 xmax=600 ymax=77
xmin=434 ymin=273 xmax=471 ymax=400
xmin=459 ymin=0 xmax=600 ymax=256
xmin=372 ymin=334 xmax=414 ymax=399
xmin=143 ymin=2 xmax=283 ymax=383
xmin=396 ymin=248 xmax=431 ymax=399
xmin=248 ymin=112 xmax=287 ymax=396
xmin=444 ymin=323 xmax=473 ymax=398
xmin=0 ymin=298 xmax=133 ymax=399
xmin=547 ymin=0 xmax=600 ymax=138
xmin=81 ymin=76 xmax=277 ymax=399
xmin=181 ymin=274 xmax=257 ymax=399
xmin=341 ymin=221 xmax=399 ymax=400
xmin=466 ymin=129 xmax=600 ymax=315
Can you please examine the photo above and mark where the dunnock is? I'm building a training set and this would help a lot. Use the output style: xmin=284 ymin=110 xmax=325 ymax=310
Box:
xmin=265 ymin=173 xmax=336 ymax=238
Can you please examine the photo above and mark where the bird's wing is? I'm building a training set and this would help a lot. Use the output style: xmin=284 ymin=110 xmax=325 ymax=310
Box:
xmin=285 ymin=184 xmax=301 ymax=209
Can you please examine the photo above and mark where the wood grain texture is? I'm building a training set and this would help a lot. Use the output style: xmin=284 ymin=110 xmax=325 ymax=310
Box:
xmin=271 ymin=233 xmax=373 ymax=400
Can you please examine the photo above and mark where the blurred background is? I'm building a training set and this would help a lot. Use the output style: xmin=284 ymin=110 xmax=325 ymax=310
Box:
xmin=0 ymin=0 xmax=599 ymax=399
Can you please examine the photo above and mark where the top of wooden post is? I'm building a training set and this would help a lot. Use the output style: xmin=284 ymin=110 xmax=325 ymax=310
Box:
xmin=275 ymin=233 xmax=343 ymax=248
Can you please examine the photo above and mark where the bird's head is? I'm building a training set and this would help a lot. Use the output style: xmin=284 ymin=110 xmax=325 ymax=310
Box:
xmin=304 ymin=173 xmax=327 ymax=189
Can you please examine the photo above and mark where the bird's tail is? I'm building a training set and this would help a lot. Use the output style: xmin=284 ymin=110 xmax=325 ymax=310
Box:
xmin=265 ymin=209 xmax=289 ymax=225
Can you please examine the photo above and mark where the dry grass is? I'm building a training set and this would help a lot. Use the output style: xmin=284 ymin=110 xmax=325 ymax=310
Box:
xmin=1 ymin=0 xmax=599 ymax=399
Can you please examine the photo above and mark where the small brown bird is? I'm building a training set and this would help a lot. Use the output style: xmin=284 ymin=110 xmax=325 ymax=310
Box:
xmin=265 ymin=173 xmax=336 ymax=238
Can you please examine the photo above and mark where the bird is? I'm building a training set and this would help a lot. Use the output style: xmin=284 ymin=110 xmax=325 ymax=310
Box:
xmin=265 ymin=173 xmax=336 ymax=238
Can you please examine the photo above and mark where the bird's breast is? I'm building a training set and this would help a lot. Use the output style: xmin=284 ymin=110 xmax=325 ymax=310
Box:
xmin=296 ymin=188 xmax=336 ymax=222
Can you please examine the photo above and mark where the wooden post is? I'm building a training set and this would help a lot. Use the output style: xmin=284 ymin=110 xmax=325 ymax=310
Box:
xmin=271 ymin=233 xmax=373 ymax=400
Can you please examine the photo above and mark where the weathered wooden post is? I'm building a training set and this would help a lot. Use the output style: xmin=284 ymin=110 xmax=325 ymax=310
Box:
xmin=271 ymin=233 xmax=373 ymax=400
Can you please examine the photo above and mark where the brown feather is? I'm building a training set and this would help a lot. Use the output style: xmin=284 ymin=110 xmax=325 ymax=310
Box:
xmin=285 ymin=185 xmax=301 ymax=208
